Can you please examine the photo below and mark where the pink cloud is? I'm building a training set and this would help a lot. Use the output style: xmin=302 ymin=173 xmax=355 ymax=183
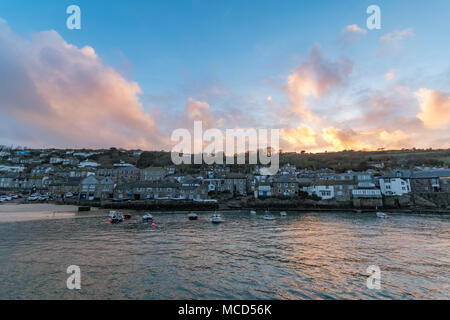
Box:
xmin=379 ymin=28 xmax=414 ymax=55
xmin=341 ymin=24 xmax=367 ymax=43
xmin=285 ymin=44 xmax=353 ymax=124
xmin=0 ymin=19 xmax=166 ymax=149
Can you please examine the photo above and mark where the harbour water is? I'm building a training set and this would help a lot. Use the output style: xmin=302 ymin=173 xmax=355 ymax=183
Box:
xmin=0 ymin=209 xmax=448 ymax=299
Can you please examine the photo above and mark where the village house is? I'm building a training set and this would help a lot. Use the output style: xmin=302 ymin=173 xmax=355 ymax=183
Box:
xmin=379 ymin=176 xmax=411 ymax=196
xmin=115 ymin=181 xmax=170 ymax=200
xmin=50 ymin=157 xmax=64 ymax=165
xmin=99 ymin=177 xmax=115 ymax=199
xmin=62 ymin=158 xmax=80 ymax=166
xmin=256 ymin=182 xmax=272 ymax=198
xmin=79 ymin=160 xmax=101 ymax=168
xmin=203 ymin=178 xmax=223 ymax=193
xmin=114 ymin=166 xmax=140 ymax=182
xmin=272 ymin=176 xmax=299 ymax=197
xmin=410 ymin=169 xmax=450 ymax=193
xmin=114 ymin=181 xmax=208 ymax=200
xmin=31 ymin=165 xmax=54 ymax=176
xmin=140 ymin=167 xmax=167 ymax=181
xmin=223 ymin=173 xmax=247 ymax=196
xmin=302 ymin=183 xmax=335 ymax=200
xmin=79 ymin=176 xmax=100 ymax=201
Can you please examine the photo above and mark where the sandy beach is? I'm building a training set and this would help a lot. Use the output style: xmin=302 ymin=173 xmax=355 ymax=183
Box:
xmin=0 ymin=203 xmax=102 ymax=223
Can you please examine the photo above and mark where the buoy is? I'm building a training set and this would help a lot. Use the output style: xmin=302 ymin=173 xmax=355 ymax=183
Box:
xmin=152 ymin=223 xmax=156 ymax=227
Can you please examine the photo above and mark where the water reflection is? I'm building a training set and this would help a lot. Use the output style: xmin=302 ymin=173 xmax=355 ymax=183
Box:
xmin=0 ymin=211 xmax=448 ymax=299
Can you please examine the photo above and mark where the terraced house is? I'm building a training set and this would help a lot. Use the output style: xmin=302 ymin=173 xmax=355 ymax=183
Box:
xmin=140 ymin=167 xmax=167 ymax=181
xmin=410 ymin=170 xmax=450 ymax=193
xmin=272 ymin=176 xmax=299 ymax=197
xmin=114 ymin=181 xmax=208 ymax=200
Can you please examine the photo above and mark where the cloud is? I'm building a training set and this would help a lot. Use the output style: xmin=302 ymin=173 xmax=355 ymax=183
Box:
xmin=285 ymin=44 xmax=353 ymax=124
xmin=416 ymin=89 xmax=450 ymax=129
xmin=0 ymin=19 xmax=166 ymax=149
xmin=341 ymin=24 xmax=367 ymax=43
xmin=379 ymin=28 xmax=414 ymax=54
xmin=280 ymin=126 xmax=321 ymax=151
xmin=185 ymin=97 xmax=216 ymax=128
xmin=322 ymin=127 xmax=372 ymax=151
xmin=384 ymin=70 xmax=396 ymax=81
xmin=280 ymin=125 xmax=414 ymax=152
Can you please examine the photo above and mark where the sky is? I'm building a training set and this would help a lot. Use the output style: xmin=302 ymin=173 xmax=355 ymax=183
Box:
xmin=0 ymin=0 xmax=449 ymax=152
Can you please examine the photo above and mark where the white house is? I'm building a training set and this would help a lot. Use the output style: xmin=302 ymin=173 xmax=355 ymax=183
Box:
xmin=302 ymin=185 xmax=335 ymax=200
xmin=379 ymin=177 xmax=411 ymax=196
xmin=79 ymin=160 xmax=100 ymax=168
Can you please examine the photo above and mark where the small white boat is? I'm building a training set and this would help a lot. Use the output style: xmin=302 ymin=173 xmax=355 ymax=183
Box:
xmin=280 ymin=211 xmax=287 ymax=216
xmin=210 ymin=213 xmax=223 ymax=224
xmin=142 ymin=213 xmax=154 ymax=222
xmin=376 ymin=212 xmax=390 ymax=219
xmin=188 ymin=212 xmax=199 ymax=220
xmin=250 ymin=210 xmax=257 ymax=215
xmin=263 ymin=211 xmax=275 ymax=220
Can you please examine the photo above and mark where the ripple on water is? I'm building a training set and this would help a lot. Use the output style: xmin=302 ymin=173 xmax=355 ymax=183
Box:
xmin=0 ymin=211 xmax=448 ymax=299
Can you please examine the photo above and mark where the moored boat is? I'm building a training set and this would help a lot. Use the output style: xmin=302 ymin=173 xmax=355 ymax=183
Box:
xmin=375 ymin=206 xmax=390 ymax=219
xmin=250 ymin=210 xmax=257 ymax=215
xmin=188 ymin=212 xmax=199 ymax=220
xmin=123 ymin=214 xmax=132 ymax=219
xmin=210 ymin=213 xmax=223 ymax=224
xmin=376 ymin=211 xmax=390 ymax=219
xmin=142 ymin=213 xmax=154 ymax=222
xmin=109 ymin=211 xmax=124 ymax=223
xmin=263 ymin=210 xmax=275 ymax=220
xmin=280 ymin=211 xmax=287 ymax=216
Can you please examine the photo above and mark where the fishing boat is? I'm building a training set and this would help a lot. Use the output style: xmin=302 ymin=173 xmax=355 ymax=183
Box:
xmin=376 ymin=211 xmax=390 ymax=219
xmin=375 ymin=206 xmax=390 ymax=219
xmin=210 ymin=213 xmax=223 ymax=224
xmin=142 ymin=213 xmax=154 ymax=222
xmin=123 ymin=214 xmax=132 ymax=219
xmin=250 ymin=210 xmax=257 ymax=215
xmin=263 ymin=210 xmax=275 ymax=220
xmin=280 ymin=211 xmax=287 ymax=216
xmin=109 ymin=211 xmax=124 ymax=223
xmin=188 ymin=212 xmax=199 ymax=220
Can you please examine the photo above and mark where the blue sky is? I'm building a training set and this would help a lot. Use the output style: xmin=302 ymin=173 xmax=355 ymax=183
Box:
xmin=0 ymin=0 xmax=449 ymax=150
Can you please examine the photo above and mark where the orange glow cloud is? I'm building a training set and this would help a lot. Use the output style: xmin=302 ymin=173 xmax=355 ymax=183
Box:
xmin=416 ymin=89 xmax=450 ymax=129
